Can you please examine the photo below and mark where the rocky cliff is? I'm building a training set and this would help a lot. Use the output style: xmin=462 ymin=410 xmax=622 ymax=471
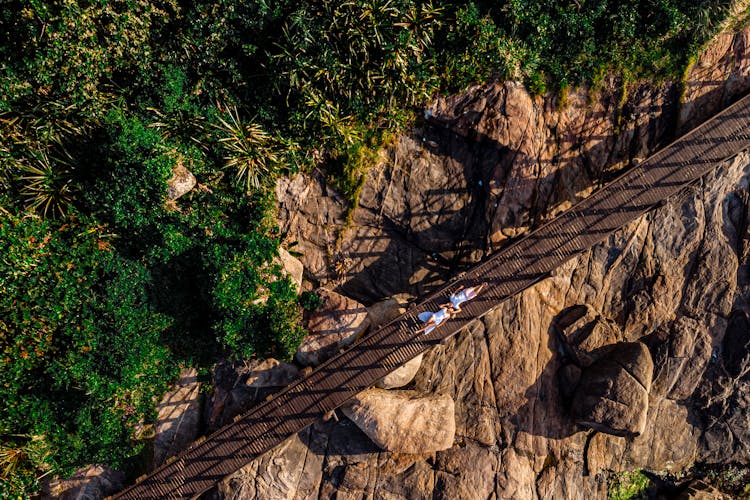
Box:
xmin=216 ymin=27 xmax=750 ymax=499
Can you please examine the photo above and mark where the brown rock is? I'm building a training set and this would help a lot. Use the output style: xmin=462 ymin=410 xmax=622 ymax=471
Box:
xmin=295 ymin=288 xmax=370 ymax=366
xmin=434 ymin=442 xmax=498 ymax=500
xmin=660 ymin=317 xmax=712 ymax=400
xmin=153 ymin=368 xmax=203 ymax=466
xmin=275 ymin=172 xmax=348 ymax=287
xmin=220 ymin=24 xmax=750 ymax=499
xmin=555 ymin=304 xmax=624 ymax=366
xmin=554 ymin=304 xmax=597 ymax=331
xmin=244 ymin=358 xmax=299 ymax=388
xmin=206 ymin=359 xmax=290 ymax=431
xmin=572 ymin=342 xmax=653 ymax=436
xmin=559 ymin=363 xmax=582 ymax=399
xmin=45 ymin=464 xmax=125 ymax=500
xmin=341 ymin=389 xmax=455 ymax=454
xmin=676 ymin=480 xmax=733 ymax=500
xmin=413 ymin=320 xmax=502 ymax=447
xmin=167 ymin=163 xmax=196 ymax=200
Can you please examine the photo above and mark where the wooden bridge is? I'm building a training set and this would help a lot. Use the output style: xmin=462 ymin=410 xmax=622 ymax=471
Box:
xmin=115 ymin=93 xmax=750 ymax=499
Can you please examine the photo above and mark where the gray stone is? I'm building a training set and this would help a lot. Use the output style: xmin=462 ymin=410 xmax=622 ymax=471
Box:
xmin=366 ymin=294 xmax=411 ymax=330
xmin=277 ymin=247 xmax=304 ymax=292
xmin=245 ymin=358 xmax=299 ymax=388
xmin=167 ymin=163 xmax=196 ymax=200
xmin=46 ymin=464 xmax=125 ymax=500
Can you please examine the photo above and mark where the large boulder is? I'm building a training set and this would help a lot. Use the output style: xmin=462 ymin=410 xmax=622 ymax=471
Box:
xmin=554 ymin=304 xmax=623 ymax=366
xmin=572 ymin=342 xmax=653 ymax=436
xmin=245 ymin=358 xmax=299 ymax=388
xmin=295 ymin=288 xmax=370 ymax=366
xmin=277 ymin=247 xmax=304 ymax=292
xmin=341 ymin=388 xmax=455 ymax=454
xmin=45 ymin=464 xmax=125 ymax=500
xmin=167 ymin=163 xmax=196 ymax=200
xmin=376 ymin=354 xmax=423 ymax=389
xmin=153 ymin=368 xmax=203 ymax=466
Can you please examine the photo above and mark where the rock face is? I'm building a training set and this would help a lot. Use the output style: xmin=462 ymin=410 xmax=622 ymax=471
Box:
xmin=153 ymin=368 xmax=202 ymax=466
xmin=217 ymin=427 xmax=326 ymax=500
xmin=294 ymin=288 xmax=370 ymax=366
xmin=45 ymin=464 xmax=124 ymax=500
xmin=167 ymin=163 xmax=196 ymax=200
xmin=554 ymin=304 xmax=624 ymax=366
xmin=676 ymin=480 xmax=733 ymax=500
xmin=219 ymin=25 xmax=750 ymax=499
xmin=341 ymin=389 xmax=456 ymax=454
xmin=572 ymin=342 xmax=653 ymax=436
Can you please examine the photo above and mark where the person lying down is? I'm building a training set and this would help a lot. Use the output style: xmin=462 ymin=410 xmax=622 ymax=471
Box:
xmin=444 ymin=283 xmax=485 ymax=312
xmin=416 ymin=307 xmax=454 ymax=334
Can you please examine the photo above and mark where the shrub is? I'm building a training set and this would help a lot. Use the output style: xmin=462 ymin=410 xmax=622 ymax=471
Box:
xmin=299 ymin=291 xmax=323 ymax=311
xmin=16 ymin=144 xmax=77 ymax=218
xmin=80 ymin=110 xmax=175 ymax=249
xmin=0 ymin=0 xmax=179 ymax=107
xmin=0 ymin=213 xmax=176 ymax=493
xmin=214 ymin=105 xmax=280 ymax=191
xmin=608 ymin=469 xmax=651 ymax=500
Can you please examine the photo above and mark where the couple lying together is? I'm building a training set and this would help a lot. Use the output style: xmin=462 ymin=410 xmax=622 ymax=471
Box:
xmin=416 ymin=284 xmax=485 ymax=334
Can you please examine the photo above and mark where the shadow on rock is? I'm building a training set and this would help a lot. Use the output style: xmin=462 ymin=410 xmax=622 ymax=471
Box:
xmin=335 ymin=115 xmax=613 ymax=304
xmin=511 ymin=309 xmax=580 ymax=440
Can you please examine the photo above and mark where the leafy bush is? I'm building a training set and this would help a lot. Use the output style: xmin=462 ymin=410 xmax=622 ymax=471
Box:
xmin=16 ymin=143 xmax=77 ymax=218
xmin=608 ymin=469 xmax=651 ymax=500
xmin=299 ymin=291 xmax=323 ymax=311
xmin=80 ymin=111 xmax=175 ymax=249
xmin=500 ymin=0 xmax=733 ymax=88
xmin=0 ymin=213 xmax=176 ymax=494
xmin=0 ymin=0 xmax=178 ymax=107
xmin=214 ymin=105 xmax=280 ymax=191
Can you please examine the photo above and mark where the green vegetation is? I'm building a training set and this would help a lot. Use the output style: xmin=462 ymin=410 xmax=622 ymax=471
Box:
xmin=608 ymin=469 xmax=652 ymax=500
xmin=0 ymin=0 xmax=742 ymax=496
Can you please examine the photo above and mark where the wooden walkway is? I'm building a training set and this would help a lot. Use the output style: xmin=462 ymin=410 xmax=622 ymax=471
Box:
xmin=115 ymin=93 xmax=750 ymax=499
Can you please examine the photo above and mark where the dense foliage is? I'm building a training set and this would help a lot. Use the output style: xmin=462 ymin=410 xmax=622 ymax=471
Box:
xmin=0 ymin=0 xmax=741 ymax=496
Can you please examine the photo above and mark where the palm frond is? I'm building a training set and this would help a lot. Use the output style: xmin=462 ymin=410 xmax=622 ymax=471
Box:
xmin=214 ymin=105 xmax=279 ymax=191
